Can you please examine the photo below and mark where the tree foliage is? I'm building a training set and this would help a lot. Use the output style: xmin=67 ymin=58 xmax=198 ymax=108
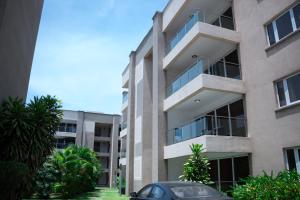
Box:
xmin=35 ymin=145 xmax=102 ymax=198
xmin=233 ymin=170 xmax=300 ymax=200
xmin=0 ymin=96 xmax=62 ymax=199
xmin=179 ymin=144 xmax=212 ymax=184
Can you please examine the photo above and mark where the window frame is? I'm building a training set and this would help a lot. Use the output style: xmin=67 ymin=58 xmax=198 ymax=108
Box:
xmin=284 ymin=147 xmax=300 ymax=173
xmin=266 ymin=2 xmax=300 ymax=46
xmin=275 ymin=72 xmax=300 ymax=108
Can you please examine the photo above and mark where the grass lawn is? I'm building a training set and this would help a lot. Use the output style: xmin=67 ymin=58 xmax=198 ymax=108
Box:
xmin=28 ymin=187 xmax=128 ymax=200
xmin=73 ymin=187 xmax=129 ymax=200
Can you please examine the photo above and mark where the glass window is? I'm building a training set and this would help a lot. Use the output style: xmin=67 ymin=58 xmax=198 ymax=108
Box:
xmin=293 ymin=4 xmax=300 ymax=28
xmin=225 ymin=50 xmax=239 ymax=64
xmin=150 ymin=186 xmax=164 ymax=199
xmin=267 ymin=23 xmax=276 ymax=45
xmin=230 ymin=100 xmax=246 ymax=137
xmin=138 ymin=186 xmax=152 ymax=198
xmin=286 ymin=149 xmax=296 ymax=171
xmin=287 ymin=73 xmax=300 ymax=103
xmin=216 ymin=106 xmax=230 ymax=136
xmin=59 ymin=123 xmax=66 ymax=132
xmin=234 ymin=156 xmax=250 ymax=182
xmin=276 ymin=81 xmax=287 ymax=107
xmin=276 ymin=12 xmax=293 ymax=39
xmin=220 ymin=158 xmax=233 ymax=192
xmin=170 ymin=185 xmax=223 ymax=198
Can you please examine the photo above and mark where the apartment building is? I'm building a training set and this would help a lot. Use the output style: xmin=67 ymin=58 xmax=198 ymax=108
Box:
xmin=0 ymin=0 xmax=44 ymax=102
xmin=55 ymin=110 xmax=121 ymax=187
xmin=121 ymin=0 xmax=300 ymax=194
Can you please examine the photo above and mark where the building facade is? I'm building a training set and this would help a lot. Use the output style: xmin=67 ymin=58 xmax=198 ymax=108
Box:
xmin=55 ymin=110 xmax=121 ymax=188
xmin=121 ymin=0 xmax=300 ymax=194
xmin=0 ymin=0 xmax=44 ymax=102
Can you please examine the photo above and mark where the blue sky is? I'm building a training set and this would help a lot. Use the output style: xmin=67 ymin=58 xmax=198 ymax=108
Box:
xmin=27 ymin=0 xmax=168 ymax=114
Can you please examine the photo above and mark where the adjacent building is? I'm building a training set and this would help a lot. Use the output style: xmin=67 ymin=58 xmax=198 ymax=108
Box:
xmin=0 ymin=0 xmax=44 ymax=102
xmin=121 ymin=0 xmax=300 ymax=194
xmin=55 ymin=110 xmax=121 ymax=188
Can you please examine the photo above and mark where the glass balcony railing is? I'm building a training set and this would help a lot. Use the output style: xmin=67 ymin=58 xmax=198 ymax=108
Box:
xmin=166 ymin=58 xmax=241 ymax=97
xmin=167 ymin=115 xmax=246 ymax=145
xmin=120 ymin=151 xmax=126 ymax=158
xmin=121 ymin=121 xmax=127 ymax=130
xmin=122 ymin=92 xmax=128 ymax=104
xmin=167 ymin=9 xmax=234 ymax=53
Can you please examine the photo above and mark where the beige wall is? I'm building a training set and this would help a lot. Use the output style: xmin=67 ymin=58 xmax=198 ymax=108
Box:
xmin=0 ymin=0 xmax=44 ymax=102
xmin=235 ymin=0 xmax=300 ymax=175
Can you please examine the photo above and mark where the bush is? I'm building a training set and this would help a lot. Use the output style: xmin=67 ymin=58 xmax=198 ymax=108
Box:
xmin=35 ymin=145 xmax=102 ymax=198
xmin=179 ymin=144 xmax=212 ymax=184
xmin=0 ymin=161 xmax=29 ymax=199
xmin=233 ymin=170 xmax=300 ymax=200
xmin=0 ymin=96 xmax=62 ymax=199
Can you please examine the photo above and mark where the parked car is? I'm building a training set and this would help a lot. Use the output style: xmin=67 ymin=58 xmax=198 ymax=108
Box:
xmin=130 ymin=181 xmax=232 ymax=200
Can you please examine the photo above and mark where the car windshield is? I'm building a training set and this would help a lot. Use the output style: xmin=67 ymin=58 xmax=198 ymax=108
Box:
xmin=170 ymin=185 xmax=223 ymax=198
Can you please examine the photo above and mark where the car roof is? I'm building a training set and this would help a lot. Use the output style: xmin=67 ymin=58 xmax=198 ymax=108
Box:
xmin=154 ymin=181 xmax=206 ymax=187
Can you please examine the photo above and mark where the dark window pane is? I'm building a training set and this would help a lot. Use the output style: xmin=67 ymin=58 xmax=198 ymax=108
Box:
xmin=223 ymin=7 xmax=233 ymax=18
xmin=287 ymin=74 xmax=300 ymax=103
xmin=267 ymin=23 xmax=276 ymax=45
xmin=212 ymin=19 xmax=220 ymax=26
xmin=276 ymin=12 xmax=293 ymax=39
xmin=220 ymin=158 xmax=233 ymax=192
xmin=209 ymin=160 xmax=218 ymax=181
xmin=287 ymin=149 xmax=296 ymax=171
xmin=225 ymin=50 xmax=239 ymax=64
xmin=293 ymin=4 xmax=300 ymax=28
xmin=216 ymin=106 xmax=230 ymax=136
xmin=230 ymin=100 xmax=246 ymax=136
xmin=276 ymin=81 xmax=287 ymax=107
xmin=206 ymin=112 xmax=216 ymax=135
xmin=234 ymin=156 xmax=250 ymax=182
xmin=59 ymin=123 xmax=65 ymax=132
xmin=211 ymin=61 xmax=225 ymax=77
xmin=226 ymin=63 xmax=240 ymax=79
xmin=221 ymin=16 xmax=234 ymax=30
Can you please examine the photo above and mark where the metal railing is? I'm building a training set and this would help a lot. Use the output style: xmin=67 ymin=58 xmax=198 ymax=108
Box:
xmin=167 ymin=10 xmax=234 ymax=53
xmin=167 ymin=115 xmax=246 ymax=145
xmin=166 ymin=59 xmax=240 ymax=97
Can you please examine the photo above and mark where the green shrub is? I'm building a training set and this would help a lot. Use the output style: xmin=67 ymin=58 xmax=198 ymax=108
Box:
xmin=0 ymin=96 xmax=62 ymax=199
xmin=34 ymin=158 xmax=60 ymax=199
xmin=233 ymin=170 xmax=300 ymax=200
xmin=35 ymin=145 xmax=102 ymax=198
xmin=0 ymin=161 xmax=29 ymax=199
xmin=179 ymin=144 xmax=212 ymax=184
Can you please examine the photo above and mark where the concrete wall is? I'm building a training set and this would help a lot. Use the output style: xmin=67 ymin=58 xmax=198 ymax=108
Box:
xmin=235 ymin=0 xmax=300 ymax=175
xmin=0 ymin=0 xmax=44 ymax=102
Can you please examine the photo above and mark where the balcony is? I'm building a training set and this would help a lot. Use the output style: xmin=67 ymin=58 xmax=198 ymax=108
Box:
xmin=120 ymin=122 xmax=127 ymax=138
xmin=166 ymin=57 xmax=240 ymax=97
xmin=164 ymin=134 xmax=251 ymax=160
xmin=167 ymin=115 xmax=246 ymax=145
xmin=163 ymin=7 xmax=239 ymax=70
xmin=122 ymin=65 xmax=129 ymax=88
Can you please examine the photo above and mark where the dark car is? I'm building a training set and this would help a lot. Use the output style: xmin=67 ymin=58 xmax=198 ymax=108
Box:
xmin=130 ymin=181 xmax=232 ymax=200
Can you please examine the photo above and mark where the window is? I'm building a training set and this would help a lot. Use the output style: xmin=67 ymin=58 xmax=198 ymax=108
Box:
xmin=266 ymin=3 xmax=300 ymax=45
xmin=276 ymin=72 xmax=300 ymax=107
xmin=57 ymin=123 xmax=77 ymax=133
xmin=138 ymin=186 xmax=152 ymax=198
xmin=149 ymin=186 xmax=164 ymax=198
xmin=285 ymin=147 xmax=300 ymax=173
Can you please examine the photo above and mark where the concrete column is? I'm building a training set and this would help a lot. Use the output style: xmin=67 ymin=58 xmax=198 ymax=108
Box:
xmin=83 ymin=120 xmax=95 ymax=149
xmin=110 ymin=115 xmax=120 ymax=187
xmin=152 ymin=12 xmax=168 ymax=182
xmin=126 ymin=51 xmax=136 ymax=194
xmin=75 ymin=111 xmax=84 ymax=146
xmin=141 ymin=54 xmax=153 ymax=186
